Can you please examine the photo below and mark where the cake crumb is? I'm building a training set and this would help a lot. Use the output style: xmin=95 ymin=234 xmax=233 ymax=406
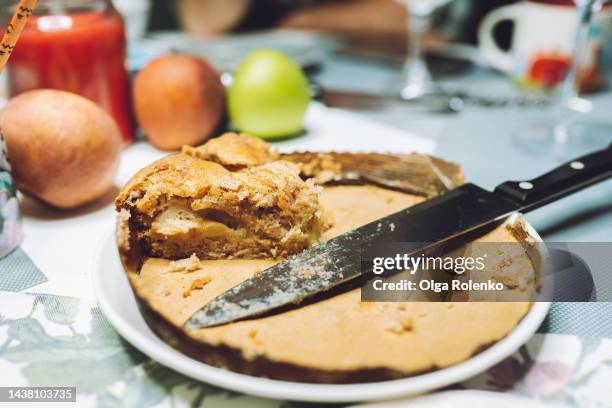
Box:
xmin=182 ymin=276 xmax=214 ymax=298
xmin=155 ymin=286 xmax=172 ymax=297
xmin=168 ymin=253 xmax=202 ymax=273
xmin=297 ymin=267 xmax=316 ymax=279
xmin=384 ymin=315 xmax=413 ymax=334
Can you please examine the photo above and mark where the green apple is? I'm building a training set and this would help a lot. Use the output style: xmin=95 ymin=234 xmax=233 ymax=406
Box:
xmin=228 ymin=49 xmax=311 ymax=139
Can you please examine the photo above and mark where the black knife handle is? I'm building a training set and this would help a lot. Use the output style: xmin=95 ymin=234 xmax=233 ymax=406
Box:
xmin=494 ymin=144 xmax=612 ymax=213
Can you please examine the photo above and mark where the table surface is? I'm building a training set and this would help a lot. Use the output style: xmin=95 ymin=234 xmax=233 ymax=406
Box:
xmin=1 ymin=34 xmax=612 ymax=407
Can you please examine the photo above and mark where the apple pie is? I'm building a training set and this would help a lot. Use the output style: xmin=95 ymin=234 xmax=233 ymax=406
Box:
xmin=116 ymin=134 xmax=536 ymax=383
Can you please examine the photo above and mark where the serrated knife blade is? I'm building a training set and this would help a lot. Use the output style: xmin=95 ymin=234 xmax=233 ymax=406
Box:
xmin=186 ymin=145 xmax=612 ymax=330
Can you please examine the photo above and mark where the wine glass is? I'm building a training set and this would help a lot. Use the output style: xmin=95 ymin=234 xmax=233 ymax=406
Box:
xmin=395 ymin=0 xmax=454 ymax=100
xmin=515 ymin=0 xmax=612 ymax=160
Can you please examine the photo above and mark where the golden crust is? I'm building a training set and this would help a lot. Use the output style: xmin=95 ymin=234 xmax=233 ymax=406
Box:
xmin=116 ymin=153 xmax=235 ymax=216
xmin=182 ymin=132 xmax=278 ymax=169
xmin=116 ymin=153 xmax=310 ymax=217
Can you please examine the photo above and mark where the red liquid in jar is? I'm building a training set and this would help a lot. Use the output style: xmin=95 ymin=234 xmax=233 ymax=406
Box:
xmin=7 ymin=11 xmax=133 ymax=142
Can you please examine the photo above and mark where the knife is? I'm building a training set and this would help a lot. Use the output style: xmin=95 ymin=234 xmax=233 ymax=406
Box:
xmin=186 ymin=144 xmax=612 ymax=329
xmin=312 ymin=84 xmax=551 ymax=113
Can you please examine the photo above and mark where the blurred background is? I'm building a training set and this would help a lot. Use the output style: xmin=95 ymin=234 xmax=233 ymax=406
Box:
xmin=135 ymin=0 xmax=610 ymax=77
xmin=145 ymin=0 xmax=507 ymax=40
xmin=129 ymin=0 xmax=519 ymax=75
xmin=114 ymin=0 xmax=612 ymax=138
xmin=2 ymin=0 xmax=612 ymax=222
xmin=4 ymin=0 xmax=612 ymax=124
xmin=1 ymin=0 xmax=612 ymax=215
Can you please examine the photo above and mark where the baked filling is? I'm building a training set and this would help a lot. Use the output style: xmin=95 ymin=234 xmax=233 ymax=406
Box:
xmin=116 ymin=133 xmax=329 ymax=260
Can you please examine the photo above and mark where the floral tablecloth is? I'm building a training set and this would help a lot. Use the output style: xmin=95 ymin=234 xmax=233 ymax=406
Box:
xmin=1 ymin=291 xmax=612 ymax=407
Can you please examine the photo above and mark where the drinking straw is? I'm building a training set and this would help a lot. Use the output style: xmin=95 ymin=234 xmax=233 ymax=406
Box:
xmin=0 ymin=0 xmax=38 ymax=73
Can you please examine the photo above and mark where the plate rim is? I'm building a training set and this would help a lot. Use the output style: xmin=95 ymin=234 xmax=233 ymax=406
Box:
xmin=92 ymin=217 xmax=550 ymax=403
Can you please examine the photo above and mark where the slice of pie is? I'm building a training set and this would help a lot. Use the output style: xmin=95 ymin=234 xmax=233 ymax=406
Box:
xmin=116 ymin=133 xmax=328 ymax=260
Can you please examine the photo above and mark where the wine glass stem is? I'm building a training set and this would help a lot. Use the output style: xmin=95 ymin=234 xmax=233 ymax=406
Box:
xmin=401 ymin=12 xmax=432 ymax=97
xmin=554 ymin=0 xmax=597 ymax=144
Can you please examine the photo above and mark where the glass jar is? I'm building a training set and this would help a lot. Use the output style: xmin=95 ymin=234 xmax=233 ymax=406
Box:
xmin=5 ymin=0 xmax=133 ymax=142
xmin=0 ymin=129 xmax=22 ymax=259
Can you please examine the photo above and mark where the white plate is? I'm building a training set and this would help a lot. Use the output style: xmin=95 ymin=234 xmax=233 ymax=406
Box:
xmin=93 ymin=219 xmax=550 ymax=403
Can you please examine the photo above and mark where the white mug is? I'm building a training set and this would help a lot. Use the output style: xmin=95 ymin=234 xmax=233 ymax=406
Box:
xmin=478 ymin=1 xmax=612 ymax=92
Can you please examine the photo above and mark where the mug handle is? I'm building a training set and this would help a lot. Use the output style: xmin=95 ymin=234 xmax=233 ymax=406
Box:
xmin=478 ymin=4 xmax=522 ymax=73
